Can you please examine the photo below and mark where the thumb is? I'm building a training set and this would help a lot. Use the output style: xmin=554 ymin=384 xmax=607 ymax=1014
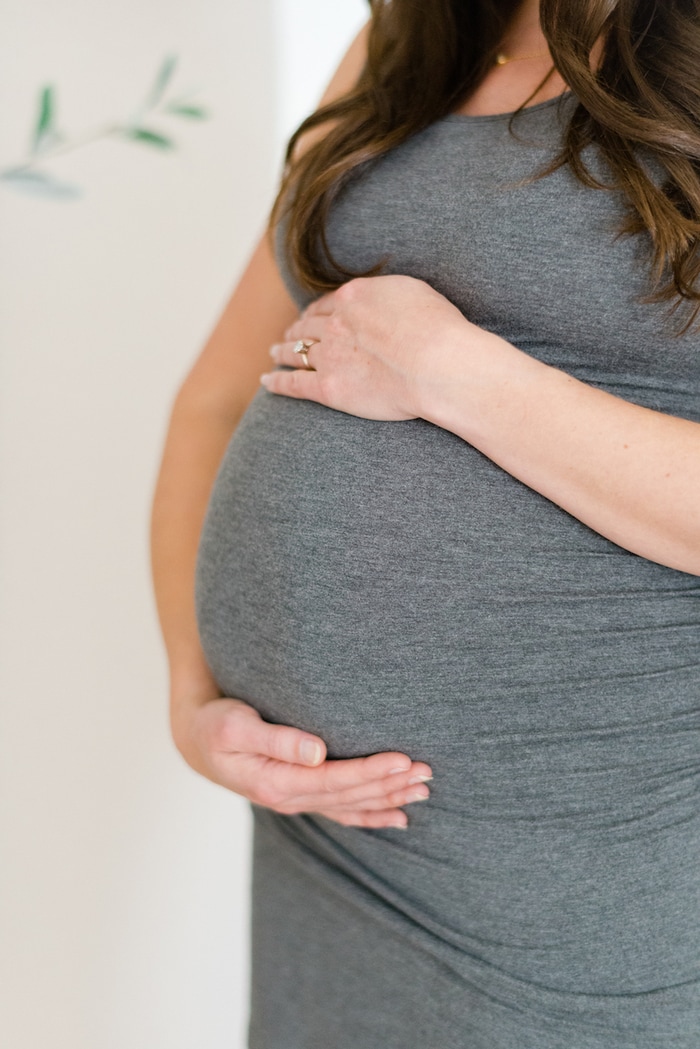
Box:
xmin=232 ymin=705 xmax=327 ymax=766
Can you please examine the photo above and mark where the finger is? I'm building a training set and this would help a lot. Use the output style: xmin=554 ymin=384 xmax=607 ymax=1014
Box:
xmin=267 ymin=751 xmax=421 ymax=800
xmin=315 ymin=807 xmax=409 ymax=830
xmin=283 ymin=318 xmax=326 ymax=345
xmin=319 ymin=753 xmax=431 ymax=791
xmin=284 ymin=294 xmax=336 ymax=337
xmin=212 ymin=747 xmax=430 ymax=813
xmin=223 ymin=705 xmax=327 ymax=767
xmin=338 ymin=771 xmax=432 ymax=809
xmin=260 ymin=365 xmax=323 ymax=401
xmin=281 ymin=765 xmax=432 ymax=812
xmin=282 ymin=780 xmax=430 ymax=816
xmin=269 ymin=339 xmax=323 ymax=370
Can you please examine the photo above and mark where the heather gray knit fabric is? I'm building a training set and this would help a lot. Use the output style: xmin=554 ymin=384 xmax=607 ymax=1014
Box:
xmin=195 ymin=92 xmax=700 ymax=1047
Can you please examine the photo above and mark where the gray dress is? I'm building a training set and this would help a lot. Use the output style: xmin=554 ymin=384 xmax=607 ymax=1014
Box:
xmin=195 ymin=92 xmax=700 ymax=1047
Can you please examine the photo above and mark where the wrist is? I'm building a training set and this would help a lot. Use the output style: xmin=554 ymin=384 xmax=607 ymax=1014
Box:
xmin=165 ymin=648 xmax=223 ymax=774
xmin=419 ymin=325 xmax=549 ymax=447
xmin=168 ymin=677 xmax=222 ymax=770
xmin=169 ymin=657 xmax=222 ymax=711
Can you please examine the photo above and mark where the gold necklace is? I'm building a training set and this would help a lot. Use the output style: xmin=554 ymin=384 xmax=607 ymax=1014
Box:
xmin=494 ymin=51 xmax=550 ymax=66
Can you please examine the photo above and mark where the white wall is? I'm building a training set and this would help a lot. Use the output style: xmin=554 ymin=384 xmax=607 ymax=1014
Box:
xmin=275 ymin=0 xmax=367 ymax=142
xmin=0 ymin=2 xmax=365 ymax=1047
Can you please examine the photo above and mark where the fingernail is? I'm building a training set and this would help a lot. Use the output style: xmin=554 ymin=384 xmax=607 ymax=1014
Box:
xmin=389 ymin=765 xmax=410 ymax=775
xmin=300 ymin=740 xmax=322 ymax=765
xmin=408 ymin=774 xmax=433 ymax=785
xmin=269 ymin=344 xmax=280 ymax=358
xmin=406 ymin=790 xmax=429 ymax=803
xmin=391 ymin=820 xmax=407 ymax=830
xmin=260 ymin=373 xmax=272 ymax=386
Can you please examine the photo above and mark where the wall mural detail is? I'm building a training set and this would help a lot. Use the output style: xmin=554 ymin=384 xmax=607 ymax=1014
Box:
xmin=0 ymin=54 xmax=209 ymax=199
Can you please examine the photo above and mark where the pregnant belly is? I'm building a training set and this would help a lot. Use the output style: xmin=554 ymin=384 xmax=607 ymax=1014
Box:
xmin=196 ymin=387 xmax=699 ymax=747
xmin=196 ymin=388 xmax=700 ymax=992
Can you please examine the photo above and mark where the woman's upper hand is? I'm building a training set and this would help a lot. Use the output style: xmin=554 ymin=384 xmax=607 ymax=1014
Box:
xmin=260 ymin=274 xmax=479 ymax=422
xmin=172 ymin=696 xmax=432 ymax=829
xmin=261 ymin=276 xmax=700 ymax=577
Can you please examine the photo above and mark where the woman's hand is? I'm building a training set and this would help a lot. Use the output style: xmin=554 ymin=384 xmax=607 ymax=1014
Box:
xmin=260 ymin=274 xmax=478 ymax=421
xmin=261 ymin=275 xmax=700 ymax=576
xmin=172 ymin=696 xmax=432 ymax=829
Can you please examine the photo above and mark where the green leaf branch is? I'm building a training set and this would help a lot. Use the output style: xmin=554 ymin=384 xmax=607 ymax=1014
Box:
xmin=0 ymin=54 xmax=209 ymax=198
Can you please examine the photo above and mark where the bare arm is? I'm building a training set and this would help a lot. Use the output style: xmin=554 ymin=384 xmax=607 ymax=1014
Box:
xmin=151 ymin=21 xmax=372 ymax=705
xmin=430 ymin=332 xmax=700 ymax=576
xmin=150 ymin=24 xmax=432 ymax=827
xmin=151 ymin=234 xmax=299 ymax=714
xmin=269 ymin=274 xmax=700 ymax=576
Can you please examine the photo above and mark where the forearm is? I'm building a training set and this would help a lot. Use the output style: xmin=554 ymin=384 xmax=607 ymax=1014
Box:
xmin=151 ymin=233 xmax=300 ymax=715
xmin=424 ymin=331 xmax=700 ymax=576
xmin=150 ymin=394 xmax=238 ymax=708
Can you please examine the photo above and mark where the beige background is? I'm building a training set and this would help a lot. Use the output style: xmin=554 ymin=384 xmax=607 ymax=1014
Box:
xmin=0 ymin=1 xmax=365 ymax=1046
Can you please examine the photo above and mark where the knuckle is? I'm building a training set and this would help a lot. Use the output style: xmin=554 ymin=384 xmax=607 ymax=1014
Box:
xmin=335 ymin=280 xmax=356 ymax=303
xmin=215 ymin=702 xmax=255 ymax=750
xmin=264 ymin=729 xmax=286 ymax=762
xmin=317 ymin=373 xmax=337 ymax=404
xmin=325 ymin=313 xmax=346 ymax=338
xmin=388 ymin=791 xmax=408 ymax=809
xmin=212 ymin=716 xmax=237 ymax=751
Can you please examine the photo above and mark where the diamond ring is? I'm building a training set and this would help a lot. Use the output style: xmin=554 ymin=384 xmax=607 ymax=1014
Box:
xmin=293 ymin=339 xmax=318 ymax=371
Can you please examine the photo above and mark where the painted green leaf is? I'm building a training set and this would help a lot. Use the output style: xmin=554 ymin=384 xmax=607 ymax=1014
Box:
xmin=0 ymin=168 xmax=81 ymax=199
xmin=32 ymin=85 xmax=55 ymax=153
xmin=165 ymin=103 xmax=208 ymax=119
xmin=145 ymin=54 xmax=178 ymax=109
xmin=123 ymin=127 xmax=175 ymax=149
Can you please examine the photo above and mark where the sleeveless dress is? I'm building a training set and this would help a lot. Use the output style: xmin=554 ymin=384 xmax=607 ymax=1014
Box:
xmin=195 ymin=92 xmax=700 ymax=1047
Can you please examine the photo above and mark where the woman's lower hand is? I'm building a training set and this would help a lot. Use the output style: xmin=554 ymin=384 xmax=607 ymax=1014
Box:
xmin=171 ymin=696 xmax=432 ymax=829
xmin=260 ymin=274 xmax=480 ymax=422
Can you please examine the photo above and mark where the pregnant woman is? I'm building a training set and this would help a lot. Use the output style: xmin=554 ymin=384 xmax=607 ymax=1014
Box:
xmin=151 ymin=0 xmax=700 ymax=1045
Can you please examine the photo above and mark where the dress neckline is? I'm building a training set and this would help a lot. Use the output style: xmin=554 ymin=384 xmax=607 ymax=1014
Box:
xmin=444 ymin=89 xmax=574 ymax=124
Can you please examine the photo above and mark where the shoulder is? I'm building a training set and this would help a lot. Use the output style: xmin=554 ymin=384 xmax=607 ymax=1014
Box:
xmin=291 ymin=21 xmax=370 ymax=162
xmin=318 ymin=20 xmax=369 ymax=107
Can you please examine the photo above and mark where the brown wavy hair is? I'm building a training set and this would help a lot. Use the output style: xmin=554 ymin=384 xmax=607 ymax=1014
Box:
xmin=271 ymin=0 xmax=700 ymax=333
